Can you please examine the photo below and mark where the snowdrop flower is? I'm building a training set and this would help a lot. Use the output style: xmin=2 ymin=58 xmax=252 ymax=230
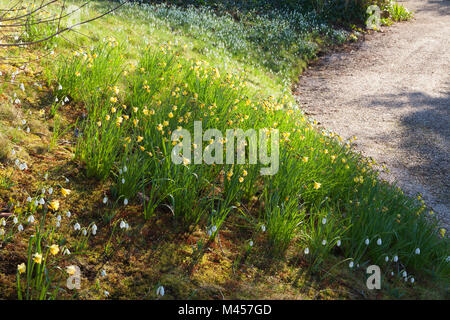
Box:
xmin=322 ymin=218 xmax=327 ymax=224
xmin=74 ymin=223 xmax=81 ymax=231
xmin=56 ymin=215 xmax=61 ymax=222
xmin=410 ymin=277 xmax=415 ymax=283
xmin=27 ymin=215 xmax=35 ymax=223
xmin=391 ymin=272 xmax=394 ymax=276
xmin=261 ymin=225 xmax=266 ymax=232
xmin=402 ymin=271 xmax=407 ymax=278
xmin=55 ymin=97 xmax=58 ymax=102
xmin=92 ymin=224 xmax=97 ymax=235
xmin=63 ymin=248 xmax=71 ymax=255
xmin=156 ymin=286 xmax=165 ymax=297
xmin=336 ymin=240 xmax=341 ymax=247
xmin=82 ymin=229 xmax=87 ymax=236
xmin=124 ymin=198 xmax=128 ymax=205
xmin=22 ymin=119 xmax=26 ymax=125
xmin=100 ymin=269 xmax=107 ymax=277
xmin=103 ymin=196 xmax=108 ymax=204
xmin=66 ymin=211 xmax=71 ymax=218
xmin=446 ymin=256 xmax=450 ymax=263
xmin=11 ymin=149 xmax=15 ymax=157
xmin=119 ymin=169 xmax=123 ymax=175
xmin=64 ymin=97 xmax=69 ymax=103
xmin=123 ymin=166 xmax=127 ymax=173
xmin=39 ymin=198 xmax=45 ymax=205
xmin=13 ymin=217 xmax=18 ymax=224
xmin=65 ymin=178 xmax=69 ymax=183
xmin=15 ymin=159 xmax=20 ymax=166
xmin=249 ymin=240 xmax=253 ymax=247
xmin=19 ymin=163 xmax=28 ymax=171
xmin=304 ymin=247 xmax=309 ymax=255
xmin=349 ymin=261 xmax=354 ymax=268
xmin=26 ymin=196 xmax=32 ymax=202
xmin=58 ymin=84 xmax=62 ymax=90
xmin=393 ymin=255 xmax=398 ymax=262
xmin=0 ymin=229 xmax=4 ymax=236
xmin=1 ymin=219 xmax=5 ymax=226
xmin=18 ymin=224 xmax=23 ymax=232
xmin=211 ymin=225 xmax=217 ymax=233
xmin=56 ymin=221 xmax=60 ymax=228
xmin=377 ymin=238 xmax=382 ymax=246
xmin=415 ymin=248 xmax=420 ymax=255
xmin=41 ymin=188 xmax=46 ymax=195
xmin=322 ymin=239 xmax=327 ymax=245
xmin=104 ymin=290 xmax=110 ymax=297
xmin=26 ymin=127 xmax=30 ymax=133
xmin=364 ymin=238 xmax=370 ymax=245
xmin=385 ymin=256 xmax=389 ymax=262
xmin=20 ymin=83 xmax=25 ymax=91
xmin=120 ymin=221 xmax=127 ymax=229
xmin=48 ymin=187 xmax=53 ymax=195
xmin=121 ymin=178 xmax=125 ymax=184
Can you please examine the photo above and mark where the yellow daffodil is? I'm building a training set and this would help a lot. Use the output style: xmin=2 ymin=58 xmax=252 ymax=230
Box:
xmin=48 ymin=200 xmax=60 ymax=211
xmin=61 ymin=188 xmax=71 ymax=197
xmin=313 ymin=182 xmax=322 ymax=190
xmin=49 ymin=244 xmax=59 ymax=256
xmin=17 ymin=263 xmax=26 ymax=274
xmin=33 ymin=253 xmax=43 ymax=264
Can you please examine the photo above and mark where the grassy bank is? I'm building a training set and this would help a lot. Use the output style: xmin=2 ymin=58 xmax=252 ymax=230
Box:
xmin=0 ymin=0 xmax=448 ymax=299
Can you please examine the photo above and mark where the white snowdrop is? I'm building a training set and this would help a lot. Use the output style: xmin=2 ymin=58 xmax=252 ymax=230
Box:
xmin=304 ymin=247 xmax=309 ymax=255
xmin=410 ymin=277 xmax=415 ymax=283
xmin=66 ymin=211 xmax=71 ymax=218
xmin=249 ymin=240 xmax=253 ymax=247
xmin=39 ymin=198 xmax=45 ymax=205
xmin=27 ymin=215 xmax=35 ymax=223
xmin=0 ymin=229 xmax=4 ymax=236
xmin=377 ymin=238 xmax=382 ymax=246
xmin=120 ymin=221 xmax=127 ymax=229
xmin=261 ymin=225 xmax=266 ymax=232
xmin=92 ymin=224 xmax=97 ymax=235
xmin=123 ymin=166 xmax=127 ymax=173
xmin=156 ymin=286 xmax=165 ymax=297
xmin=336 ymin=240 xmax=341 ymax=247
xmin=63 ymin=248 xmax=71 ymax=255
xmin=393 ymin=255 xmax=398 ymax=262
xmin=349 ymin=261 xmax=354 ymax=268
xmin=20 ymin=83 xmax=25 ymax=91
xmin=48 ymin=187 xmax=53 ymax=195
xmin=364 ymin=238 xmax=370 ymax=245
xmin=74 ymin=223 xmax=81 ymax=231
xmin=13 ymin=217 xmax=18 ymax=224
xmin=124 ymin=198 xmax=128 ymax=205
xmin=56 ymin=221 xmax=60 ymax=228
xmin=322 ymin=218 xmax=327 ymax=224
xmin=322 ymin=239 xmax=327 ymax=246
xmin=385 ymin=256 xmax=389 ymax=262
xmin=18 ymin=224 xmax=23 ymax=232
xmin=104 ymin=290 xmax=110 ymax=297
xmin=100 ymin=269 xmax=107 ymax=277
xmin=56 ymin=215 xmax=61 ymax=222
xmin=58 ymin=84 xmax=63 ymax=90
xmin=26 ymin=196 xmax=32 ymax=202
xmin=402 ymin=271 xmax=407 ymax=278
xmin=415 ymin=248 xmax=420 ymax=255
xmin=1 ymin=219 xmax=5 ymax=226
xmin=121 ymin=178 xmax=125 ymax=184
xmin=103 ymin=196 xmax=108 ymax=204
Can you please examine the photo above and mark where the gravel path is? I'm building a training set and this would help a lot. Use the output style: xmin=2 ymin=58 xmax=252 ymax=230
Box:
xmin=295 ymin=0 xmax=450 ymax=228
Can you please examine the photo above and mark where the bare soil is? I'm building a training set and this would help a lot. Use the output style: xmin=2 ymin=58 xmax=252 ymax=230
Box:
xmin=295 ymin=0 xmax=450 ymax=228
